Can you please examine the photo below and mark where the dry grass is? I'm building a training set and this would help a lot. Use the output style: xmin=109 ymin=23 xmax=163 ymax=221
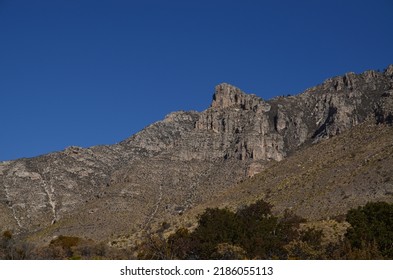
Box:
xmin=180 ymin=122 xmax=393 ymax=229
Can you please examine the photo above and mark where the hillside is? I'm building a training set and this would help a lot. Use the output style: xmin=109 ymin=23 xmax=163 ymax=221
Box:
xmin=1 ymin=65 xmax=393 ymax=247
xmin=179 ymin=121 xmax=393 ymax=224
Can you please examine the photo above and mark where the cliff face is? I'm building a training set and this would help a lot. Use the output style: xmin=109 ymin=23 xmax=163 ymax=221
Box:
xmin=1 ymin=65 xmax=392 ymax=240
xmin=195 ymin=66 xmax=393 ymax=163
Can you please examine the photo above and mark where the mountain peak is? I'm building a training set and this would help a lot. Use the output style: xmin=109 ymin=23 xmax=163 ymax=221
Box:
xmin=211 ymin=83 xmax=261 ymax=110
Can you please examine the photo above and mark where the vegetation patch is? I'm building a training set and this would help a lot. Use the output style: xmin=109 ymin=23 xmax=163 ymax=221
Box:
xmin=137 ymin=200 xmax=393 ymax=260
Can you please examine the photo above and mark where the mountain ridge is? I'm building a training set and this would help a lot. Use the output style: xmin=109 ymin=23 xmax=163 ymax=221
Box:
xmin=1 ymin=65 xmax=393 ymax=244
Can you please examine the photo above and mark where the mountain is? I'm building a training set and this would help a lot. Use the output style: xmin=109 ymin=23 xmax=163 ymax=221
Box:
xmin=1 ymin=65 xmax=393 ymax=245
xmin=182 ymin=120 xmax=393 ymax=223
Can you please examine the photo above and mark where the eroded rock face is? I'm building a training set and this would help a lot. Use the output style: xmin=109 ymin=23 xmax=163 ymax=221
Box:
xmin=211 ymin=83 xmax=262 ymax=110
xmin=194 ymin=66 xmax=393 ymax=162
xmin=1 ymin=65 xmax=392 ymax=239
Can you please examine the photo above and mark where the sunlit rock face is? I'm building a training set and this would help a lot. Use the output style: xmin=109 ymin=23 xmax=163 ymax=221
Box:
xmin=1 ymin=65 xmax=392 ymax=240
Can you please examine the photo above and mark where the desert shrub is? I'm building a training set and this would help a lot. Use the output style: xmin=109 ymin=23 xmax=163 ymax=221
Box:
xmin=154 ymin=200 xmax=306 ymax=259
xmin=0 ymin=230 xmax=34 ymax=260
xmin=236 ymin=200 xmax=279 ymax=258
xmin=2 ymin=230 xmax=12 ymax=240
xmin=192 ymin=208 xmax=241 ymax=258
xmin=50 ymin=235 xmax=81 ymax=249
xmin=236 ymin=203 xmax=305 ymax=259
xmin=211 ymin=243 xmax=247 ymax=259
xmin=138 ymin=200 xmax=393 ymax=260
xmin=0 ymin=231 xmax=132 ymax=260
xmin=285 ymin=240 xmax=321 ymax=259
xmin=325 ymin=238 xmax=384 ymax=260
xmin=45 ymin=235 xmax=125 ymax=259
xmin=166 ymin=228 xmax=195 ymax=259
xmin=48 ymin=235 xmax=82 ymax=259
xmin=137 ymin=232 xmax=172 ymax=260
xmin=300 ymin=228 xmax=324 ymax=248
xmin=344 ymin=201 xmax=393 ymax=259
xmin=284 ymin=228 xmax=324 ymax=259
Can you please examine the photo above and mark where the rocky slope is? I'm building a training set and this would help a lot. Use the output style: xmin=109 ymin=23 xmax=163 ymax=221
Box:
xmin=1 ymin=65 xmax=393 ymax=243
xmin=180 ymin=121 xmax=393 ymax=225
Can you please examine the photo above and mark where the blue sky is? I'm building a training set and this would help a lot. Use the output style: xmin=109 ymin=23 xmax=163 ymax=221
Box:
xmin=1 ymin=0 xmax=392 ymax=161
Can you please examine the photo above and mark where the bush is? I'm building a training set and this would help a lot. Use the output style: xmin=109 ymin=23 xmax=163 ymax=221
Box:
xmin=137 ymin=200 xmax=393 ymax=260
xmin=192 ymin=208 xmax=240 ymax=258
xmin=345 ymin=201 xmax=393 ymax=259
xmin=140 ymin=199 xmax=306 ymax=259
xmin=0 ymin=230 xmax=33 ymax=260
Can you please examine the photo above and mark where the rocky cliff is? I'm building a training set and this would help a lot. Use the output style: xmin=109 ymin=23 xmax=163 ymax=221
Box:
xmin=1 ymin=65 xmax=393 ymax=241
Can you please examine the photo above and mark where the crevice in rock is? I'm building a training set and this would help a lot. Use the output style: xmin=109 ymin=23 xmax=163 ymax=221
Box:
xmin=312 ymin=106 xmax=337 ymax=139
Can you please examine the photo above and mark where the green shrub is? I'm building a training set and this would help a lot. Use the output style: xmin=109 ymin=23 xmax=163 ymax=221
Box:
xmin=50 ymin=235 xmax=81 ymax=250
xmin=345 ymin=201 xmax=393 ymax=258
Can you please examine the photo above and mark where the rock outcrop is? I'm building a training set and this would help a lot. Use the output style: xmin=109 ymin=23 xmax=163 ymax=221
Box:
xmin=0 ymin=65 xmax=392 ymax=241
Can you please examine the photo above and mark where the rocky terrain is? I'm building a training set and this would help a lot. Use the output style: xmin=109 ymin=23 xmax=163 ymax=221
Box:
xmin=1 ymin=65 xmax=393 ymax=245
xmin=181 ymin=121 xmax=393 ymax=223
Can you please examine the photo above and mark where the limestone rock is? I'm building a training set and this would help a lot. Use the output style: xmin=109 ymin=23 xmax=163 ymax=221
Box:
xmin=1 ymin=65 xmax=393 ymax=241
xmin=211 ymin=83 xmax=262 ymax=110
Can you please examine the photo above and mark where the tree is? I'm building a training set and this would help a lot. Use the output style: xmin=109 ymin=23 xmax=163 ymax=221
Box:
xmin=236 ymin=200 xmax=279 ymax=258
xmin=345 ymin=201 xmax=393 ymax=259
xmin=192 ymin=208 xmax=240 ymax=259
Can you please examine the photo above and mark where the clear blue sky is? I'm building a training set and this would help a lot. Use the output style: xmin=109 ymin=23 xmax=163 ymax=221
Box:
xmin=1 ymin=0 xmax=392 ymax=161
